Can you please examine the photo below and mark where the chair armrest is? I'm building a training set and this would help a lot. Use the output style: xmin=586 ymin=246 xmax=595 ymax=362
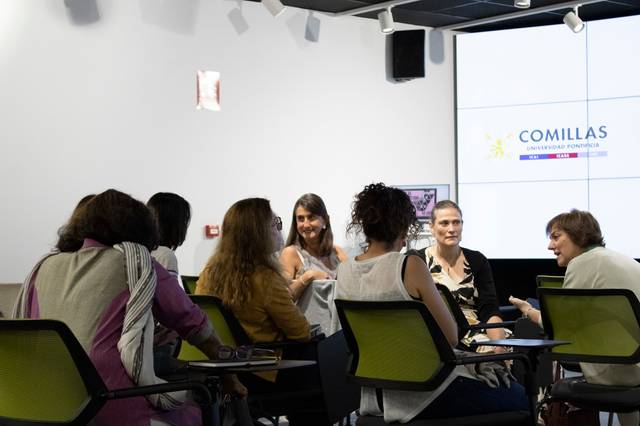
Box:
xmin=454 ymin=351 xmax=531 ymax=370
xmin=252 ymin=334 xmax=325 ymax=350
xmin=498 ymin=305 xmax=519 ymax=321
xmin=102 ymin=380 xmax=213 ymax=405
xmin=468 ymin=321 xmax=516 ymax=331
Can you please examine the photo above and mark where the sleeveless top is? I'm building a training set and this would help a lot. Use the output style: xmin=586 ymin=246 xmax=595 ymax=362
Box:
xmin=293 ymin=245 xmax=340 ymax=280
xmin=330 ymin=252 xmax=469 ymax=423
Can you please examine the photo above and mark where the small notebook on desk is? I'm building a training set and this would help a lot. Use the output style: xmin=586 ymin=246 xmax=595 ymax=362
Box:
xmin=188 ymin=357 xmax=278 ymax=369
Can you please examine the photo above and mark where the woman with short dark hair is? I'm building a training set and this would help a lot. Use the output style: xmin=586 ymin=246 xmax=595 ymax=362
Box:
xmin=147 ymin=192 xmax=191 ymax=277
xmin=15 ymin=189 xmax=245 ymax=425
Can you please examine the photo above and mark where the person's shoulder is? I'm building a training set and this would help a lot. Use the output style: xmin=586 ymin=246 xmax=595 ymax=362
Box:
xmin=461 ymin=247 xmax=488 ymax=262
xmin=334 ymin=245 xmax=348 ymax=262
xmin=280 ymin=245 xmax=301 ymax=260
xmin=405 ymin=247 xmax=427 ymax=262
xmin=254 ymin=266 xmax=287 ymax=287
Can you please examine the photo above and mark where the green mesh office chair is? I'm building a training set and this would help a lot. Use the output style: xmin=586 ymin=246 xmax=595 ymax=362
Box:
xmin=177 ymin=295 xmax=249 ymax=361
xmin=538 ymin=287 xmax=640 ymax=414
xmin=183 ymin=295 xmax=359 ymax=426
xmin=0 ymin=319 xmax=212 ymax=426
xmin=335 ymin=299 xmax=535 ymax=426
xmin=181 ymin=275 xmax=199 ymax=294
xmin=536 ymin=275 xmax=564 ymax=289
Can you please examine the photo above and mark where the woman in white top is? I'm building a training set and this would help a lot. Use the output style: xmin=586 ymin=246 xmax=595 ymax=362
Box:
xmin=280 ymin=193 xmax=347 ymax=301
xmin=331 ymin=183 xmax=527 ymax=423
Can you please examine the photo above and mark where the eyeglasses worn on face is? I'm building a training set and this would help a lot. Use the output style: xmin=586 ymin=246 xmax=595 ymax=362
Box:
xmin=273 ymin=216 xmax=283 ymax=231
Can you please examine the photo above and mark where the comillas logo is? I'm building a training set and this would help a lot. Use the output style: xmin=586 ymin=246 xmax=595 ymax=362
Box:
xmin=486 ymin=133 xmax=515 ymax=159
xmin=519 ymin=125 xmax=608 ymax=143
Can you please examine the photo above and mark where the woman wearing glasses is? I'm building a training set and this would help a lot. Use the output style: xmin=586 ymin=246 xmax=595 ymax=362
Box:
xmin=280 ymin=193 xmax=347 ymax=301
xmin=330 ymin=183 xmax=527 ymax=423
xmin=197 ymin=198 xmax=327 ymax=425
xmin=196 ymin=197 xmax=310 ymax=345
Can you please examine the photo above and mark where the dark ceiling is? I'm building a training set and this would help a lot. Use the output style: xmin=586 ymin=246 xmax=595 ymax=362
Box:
xmin=250 ymin=0 xmax=640 ymax=32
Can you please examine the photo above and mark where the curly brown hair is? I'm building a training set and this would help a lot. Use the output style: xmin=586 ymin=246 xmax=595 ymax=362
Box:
xmin=57 ymin=189 xmax=158 ymax=252
xmin=199 ymin=198 xmax=280 ymax=307
xmin=347 ymin=182 xmax=421 ymax=248
xmin=546 ymin=209 xmax=605 ymax=249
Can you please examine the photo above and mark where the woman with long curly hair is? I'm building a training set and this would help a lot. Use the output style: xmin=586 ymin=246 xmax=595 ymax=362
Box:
xmin=330 ymin=183 xmax=527 ymax=423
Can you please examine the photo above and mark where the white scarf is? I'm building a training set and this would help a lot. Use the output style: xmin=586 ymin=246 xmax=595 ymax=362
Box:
xmin=114 ymin=241 xmax=186 ymax=410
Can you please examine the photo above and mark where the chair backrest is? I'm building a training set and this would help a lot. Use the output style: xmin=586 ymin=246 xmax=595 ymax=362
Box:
xmin=180 ymin=275 xmax=198 ymax=294
xmin=0 ymin=319 xmax=106 ymax=425
xmin=177 ymin=295 xmax=250 ymax=360
xmin=334 ymin=299 xmax=455 ymax=391
xmin=536 ymin=275 xmax=564 ymax=289
xmin=539 ymin=287 xmax=640 ymax=364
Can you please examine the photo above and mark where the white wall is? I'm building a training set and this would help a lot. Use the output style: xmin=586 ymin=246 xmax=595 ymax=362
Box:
xmin=0 ymin=0 xmax=456 ymax=282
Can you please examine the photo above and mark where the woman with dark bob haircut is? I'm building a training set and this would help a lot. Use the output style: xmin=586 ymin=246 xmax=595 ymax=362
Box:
xmin=147 ymin=192 xmax=191 ymax=277
xmin=15 ymin=189 xmax=245 ymax=425
xmin=329 ymin=183 xmax=528 ymax=423
xmin=280 ymin=193 xmax=347 ymax=301
xmin=510 ymin=209 xmax=640 ymax=426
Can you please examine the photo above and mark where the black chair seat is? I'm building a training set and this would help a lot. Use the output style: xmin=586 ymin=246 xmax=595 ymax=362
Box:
xmin=551 ymin=376 xmax=640 ymax=413
xmin=356 ymin=410 xmax=531 ymax=425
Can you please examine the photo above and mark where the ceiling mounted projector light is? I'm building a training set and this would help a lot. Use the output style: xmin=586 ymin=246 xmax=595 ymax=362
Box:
xmin=563 ymin=5 xmax=584 ymax=33
xmin=378 ymin=7 xmax=395 ymax=34
xmin=514 ymin=0 xmax=530 ymax=9
xmin=262 ymin=0 xmax=286 ymax=18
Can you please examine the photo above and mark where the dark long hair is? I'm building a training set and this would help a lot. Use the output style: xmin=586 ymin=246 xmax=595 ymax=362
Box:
xmin=57 ymin=189 xmax=158 ymax=252
xmin=285 ymin=193 xmax=334 ymax=256
xmin=200 ymin=198 xmax=280 ymax=307
xmin=147 ymin=192 xmax=191 ymax=250
xmin=348 ymin=183 xmax=420 ymax=247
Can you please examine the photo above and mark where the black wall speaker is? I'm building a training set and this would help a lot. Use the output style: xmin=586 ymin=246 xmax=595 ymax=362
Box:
xmin=392 ymin=29 xmax=425 ymax=81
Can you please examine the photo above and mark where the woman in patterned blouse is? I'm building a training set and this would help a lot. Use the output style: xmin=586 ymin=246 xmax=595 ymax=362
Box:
xmin=408 ymin=200 xmax=506 ymax=351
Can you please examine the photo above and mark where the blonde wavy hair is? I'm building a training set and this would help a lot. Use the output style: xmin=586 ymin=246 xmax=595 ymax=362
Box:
xmin=199 ymin=198 xmax=280 ymax=307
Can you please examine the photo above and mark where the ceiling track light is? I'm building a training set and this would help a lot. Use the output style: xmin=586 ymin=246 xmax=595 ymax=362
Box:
xmin=514 ymin=0 xmax=530 ymax=9
xmin=262 ymin=0 xmax=286 ymax=18
xmin=563 ymin=4 xmax=584 ymax=32
xmin=378 ymin=7 xmax=395 ymax=34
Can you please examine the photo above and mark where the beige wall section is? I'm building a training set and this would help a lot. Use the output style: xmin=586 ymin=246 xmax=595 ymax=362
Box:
xmin=0 ymin=284 xmax=21 ymax=317
xmin=0 ymin=1 xmax=456 ymax=282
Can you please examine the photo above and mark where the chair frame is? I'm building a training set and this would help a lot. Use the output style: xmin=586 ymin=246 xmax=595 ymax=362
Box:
xmin=180 ymin=275 xmax=199 ymax=294
xmin=535 ymin=275 xmax=564 ymax=289
xmin=0 ymin=319 xmax=212 ymax=426
xmin=435 ymin=284 xmax=515 ymax=341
